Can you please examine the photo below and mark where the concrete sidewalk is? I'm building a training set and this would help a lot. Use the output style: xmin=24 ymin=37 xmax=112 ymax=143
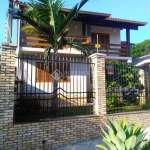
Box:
xmin=52 ymin=137 xmax=103 ymax=150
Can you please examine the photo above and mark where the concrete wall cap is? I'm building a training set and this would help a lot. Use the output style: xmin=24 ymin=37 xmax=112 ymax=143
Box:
xmin=88 ymin=53 xmax=106 ymax=59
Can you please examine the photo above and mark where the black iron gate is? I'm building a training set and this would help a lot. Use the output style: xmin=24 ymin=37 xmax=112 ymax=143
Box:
xmin=105 ymin=61 xmax=150 ymax=113
xmin=14 ymin=54 xmax=95 ymax=123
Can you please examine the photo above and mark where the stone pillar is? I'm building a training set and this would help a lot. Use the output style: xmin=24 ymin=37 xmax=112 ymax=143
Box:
xmin=89 ymin=53 xmax=107 ymax=115
xmin=0 ymin=43 xmax=16 ymax=126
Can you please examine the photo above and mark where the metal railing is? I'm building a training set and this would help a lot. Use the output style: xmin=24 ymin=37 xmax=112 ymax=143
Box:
xmin=20 ymin=32 xmax=128 ymax=56
xmin=14 ymin=54 xmax=95 ymax=123
xmin=106 ymin=62 xmax=150 ymax=113
xmin=20 ymin=32 xmax=89 ymax=48
xmin=92 ymin=43 xmax=128 ymax=57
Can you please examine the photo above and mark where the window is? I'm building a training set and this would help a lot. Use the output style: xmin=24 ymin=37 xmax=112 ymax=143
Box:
xmin=36 ymin=62 xmax=70 ymax=82
xmin=91 ymin=33 xmax=110 ymax=49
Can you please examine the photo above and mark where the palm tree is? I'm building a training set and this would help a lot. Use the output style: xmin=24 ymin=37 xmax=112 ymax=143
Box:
xmin=14 ymin=0 xmax=92 ymax=114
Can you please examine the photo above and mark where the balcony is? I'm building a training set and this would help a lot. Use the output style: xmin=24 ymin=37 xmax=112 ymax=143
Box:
xmin=20 ymin=33 xmax=128 ymax=57
xmin=94 ymin=43 xmax=128 ymax=57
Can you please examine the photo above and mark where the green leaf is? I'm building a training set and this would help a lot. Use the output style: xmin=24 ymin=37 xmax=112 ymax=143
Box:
xmin=104 ymin=122 xmax=114 ymax=133
xmin=101 ymin=127 xmax=111 ymax=142
xmin=113 ymin=120 xmax=126 ymax=142
xmin=125 ymin=135 xmax=136 ymax=150
xmin=126 ymin=124 xmax=134 ymax=137
xmin=132 ymin=123 xmax=142 ymax=135
xmin=109 ymin=119 xmax=117 ymax=134
xmin=115 ymin=135 xmax=125 ymax=150
xmin=103 ymin=139 xmax=117 ymax=150
xmin=96 ymin=144 xmax=108 ymax=150
xmin=136 ymin=140 xmax=147 ymax=150
xmin=57 ymin=36 xmax=62 ymax=42
xmin=121 ymin=118 xmax=127 ymax=130
xmin=108 ymin=129 xmax=117 ymax=144
xmin=135 ymin=134 xmax=145 ymax=147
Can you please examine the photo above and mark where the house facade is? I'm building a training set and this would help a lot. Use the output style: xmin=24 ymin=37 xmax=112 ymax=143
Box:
xmin=13 ymin=1 xmax=147 ymax=100
xmin=14 ymin=1 xmax=147 ymax=58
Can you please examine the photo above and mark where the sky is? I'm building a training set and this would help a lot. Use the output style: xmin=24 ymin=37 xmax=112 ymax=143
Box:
xmin=0 ymin=0 xmax=150 ymax=53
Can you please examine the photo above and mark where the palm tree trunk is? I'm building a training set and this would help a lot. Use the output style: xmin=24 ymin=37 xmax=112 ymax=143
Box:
xmin=51 ymin=51 xmax=59 ymax=115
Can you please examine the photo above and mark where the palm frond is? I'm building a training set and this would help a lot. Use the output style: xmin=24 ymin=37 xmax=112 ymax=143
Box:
xmin=58 ymin=0 xmax=89 ymax=36
xmin=14 ymin=0 xmax=90 ymax=57
xmin=22 ymin=24 xmax=39 ymax=34
xmin=65 ymin=37 xmax=94 ymax=56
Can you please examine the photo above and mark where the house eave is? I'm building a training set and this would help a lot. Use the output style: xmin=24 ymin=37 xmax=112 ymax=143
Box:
xmin=14 ymin=1 xmax=147 ymax=30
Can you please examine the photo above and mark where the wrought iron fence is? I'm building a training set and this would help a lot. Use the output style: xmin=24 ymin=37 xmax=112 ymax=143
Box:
xmin=106 ymin=61 xmax=150 ymax=113
xmin=14 ymin=54 xmax=95 ymax=123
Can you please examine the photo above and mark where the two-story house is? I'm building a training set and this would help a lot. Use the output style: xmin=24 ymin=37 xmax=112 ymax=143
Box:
xmin=13 ymin=0 xmax=147 ymax=102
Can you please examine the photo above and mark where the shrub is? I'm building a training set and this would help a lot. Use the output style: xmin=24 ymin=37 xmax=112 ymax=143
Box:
xmin=96 ymin=118 xmax=148 ymax=150
xmin=141 ymin=102 xmax=150 ymax=110
xmin=106 ymin=93 xmax=118 ymax=106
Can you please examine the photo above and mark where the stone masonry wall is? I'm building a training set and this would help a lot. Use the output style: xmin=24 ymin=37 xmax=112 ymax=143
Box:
xmin=0 ymin=43 xmax=16 ymax=125
xmin=1 ymin=113 xmax=150 ymax=149
xmin=1 ymin=45 xmax=150 ymax=149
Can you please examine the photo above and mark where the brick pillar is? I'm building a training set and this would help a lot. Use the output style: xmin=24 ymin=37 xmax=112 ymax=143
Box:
xmin=0 ymin=43 xmax=16 ymax=125
xmin=89 ymin=53 xmax=107 ymax=115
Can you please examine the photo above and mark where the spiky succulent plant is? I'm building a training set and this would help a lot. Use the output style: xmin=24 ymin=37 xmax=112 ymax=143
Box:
xmin=96 ymin=118 xmax=148 ymax=150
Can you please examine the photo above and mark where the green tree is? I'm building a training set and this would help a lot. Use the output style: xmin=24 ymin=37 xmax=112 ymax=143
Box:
xmin=14 ymin=0 xmax=92 ymax=113
xmin=131 ymin=39 xmax=150 ymax=58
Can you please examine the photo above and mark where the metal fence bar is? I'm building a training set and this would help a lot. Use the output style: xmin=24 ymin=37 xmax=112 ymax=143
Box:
xmin=14 ymin=54 xmax=95 ymax=123
xmin=106 ymin=61 xmax=149 ymax=114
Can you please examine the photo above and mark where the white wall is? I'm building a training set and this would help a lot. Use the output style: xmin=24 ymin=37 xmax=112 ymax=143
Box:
xmin=91 ymin=26 xmax=120 ymax=44
xmin=67 ymin=21 xmax=121 ymax=44
xmin=16 ymin=55 xmax=92 ymax=98
xmin=67 ymin=21 xmax=121 ymax=56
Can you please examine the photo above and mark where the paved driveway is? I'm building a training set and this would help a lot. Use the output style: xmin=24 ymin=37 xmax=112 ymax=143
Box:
xmin=52 ymin=137 xmax=104 ymax=150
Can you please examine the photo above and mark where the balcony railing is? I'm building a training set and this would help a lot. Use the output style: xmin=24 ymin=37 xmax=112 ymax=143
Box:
xmin=20 ymin=33 xmax=89 ymax=48
xmin=92 ymin=43 xmax=128 ymax=57
xmin=20 ymin=33 xmax=128 ymax=56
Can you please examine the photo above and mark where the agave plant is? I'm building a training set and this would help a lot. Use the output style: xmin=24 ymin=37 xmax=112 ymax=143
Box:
xmin=96 ymin=118 xmax=148 ymax=150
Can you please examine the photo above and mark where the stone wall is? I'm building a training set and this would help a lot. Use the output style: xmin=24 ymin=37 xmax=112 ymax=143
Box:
xmin=1 ymin=44 xmax=150 ymax=149
xmin=0 ymin=43 xmax=16 ymax=126
xmin=1 ymin=112 xmax=150 ymax=149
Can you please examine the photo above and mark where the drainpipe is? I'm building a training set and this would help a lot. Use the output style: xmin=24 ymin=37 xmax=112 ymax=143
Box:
xmin=16 ymin=4 xmax=21 ymax=79
xmin=7 ymin=0 xmax=13 ymax=43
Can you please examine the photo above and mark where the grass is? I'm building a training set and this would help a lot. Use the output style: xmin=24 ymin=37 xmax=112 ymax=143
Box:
xmin=107 ymin=106 xmax=141 ymax=113
xmin=107 ymin=100 xmax=141 ymax=113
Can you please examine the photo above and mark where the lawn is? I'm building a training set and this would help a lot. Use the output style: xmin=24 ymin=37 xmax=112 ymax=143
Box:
xmin=107 ymin=106 xmax=141 ymax=113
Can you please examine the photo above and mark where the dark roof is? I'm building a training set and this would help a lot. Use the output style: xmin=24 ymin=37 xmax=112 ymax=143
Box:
xmin=14 ymin=0 xmax=147 ymax=30
xmin=62 ymin=8 xmax=111 ymax=17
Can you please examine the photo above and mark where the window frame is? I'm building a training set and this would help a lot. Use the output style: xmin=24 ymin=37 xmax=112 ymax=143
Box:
xmin=36 ymin=62 xmax=70 ymax=82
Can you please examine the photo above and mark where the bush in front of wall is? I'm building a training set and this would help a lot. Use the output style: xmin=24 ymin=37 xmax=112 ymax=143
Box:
xmin=96 ymin=118 xmax=148 ymax=150
xmin=141 ymin=102 xmax=150 ymax=110
xmin=106 ymin=93 xmax=118 ymax=106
